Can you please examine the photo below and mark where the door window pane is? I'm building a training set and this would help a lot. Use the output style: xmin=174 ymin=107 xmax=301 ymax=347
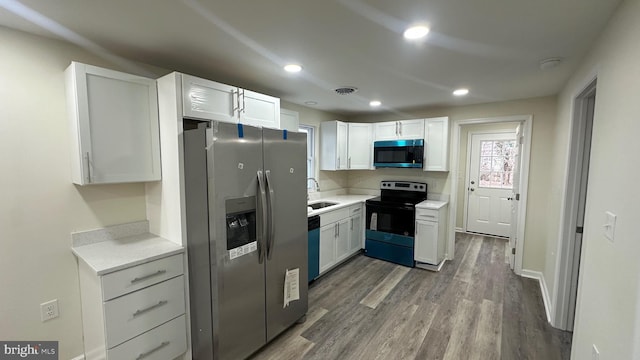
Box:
xmin=478 ymin=140 xmax=516 ymax=189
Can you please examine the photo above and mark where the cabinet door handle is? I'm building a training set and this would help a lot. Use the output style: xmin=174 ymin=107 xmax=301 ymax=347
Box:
xmin=350 ymin=219 xmax=353 ymax=230
xmin=241 ymin=88 xmax=246 ymax=114
xmin=395 ymin=122 xmax=399 ymax=136
xmin=348 ymin=157 xmax=351 ymax=168
xmin=136 ymin=341 xmax=170 ymax=360
xmin=130 ymin=269 xmax=167 ymax=284
xmin=133 ymin=300 xmax=168 ymax=317
xmin=337 ymin=156 xmax=340 ymax=168
xmin=86 ymin=152 xmax=92 ymax=183
xmin=232 ymin=89 xmax=239 ymax=115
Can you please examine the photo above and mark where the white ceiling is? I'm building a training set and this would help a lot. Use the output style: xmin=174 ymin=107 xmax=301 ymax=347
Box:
xmin=0 ymin=0 xmax=622 ymax=115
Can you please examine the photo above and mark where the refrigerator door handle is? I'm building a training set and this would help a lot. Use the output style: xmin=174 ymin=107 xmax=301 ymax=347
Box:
xmin=265 ymin=170 xmax=276 ymax=259
xmin=257 ymin=170 xmax=267 ymax=264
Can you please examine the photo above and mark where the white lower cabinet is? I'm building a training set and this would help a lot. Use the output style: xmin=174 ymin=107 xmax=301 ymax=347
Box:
xmin=78 ymin=253 xmax=187 ymax=360
xmin=414 ymin=203 xmax=448 ymax=266
xmin=319 ymin=223 xmax=337 ymax=274
xmin=318 ymin=203 xmax=365 ymax=275
xmin=335 ymin=219 xmax=350 ymax=263
xmin=107 ymin=315 xmax=187 ymax=360
xmin=349 ymin=208 xmax=363 ymax=253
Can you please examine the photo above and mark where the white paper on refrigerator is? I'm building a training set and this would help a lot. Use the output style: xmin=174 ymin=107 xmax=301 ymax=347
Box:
xmin=283 ymin=268 xmax=300 ymax=308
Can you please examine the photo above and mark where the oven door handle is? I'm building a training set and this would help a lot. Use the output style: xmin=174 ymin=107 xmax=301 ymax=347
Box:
xmin=366 ymin=203 xmax=416 ymax=212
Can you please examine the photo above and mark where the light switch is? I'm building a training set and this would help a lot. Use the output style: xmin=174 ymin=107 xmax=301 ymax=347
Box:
xmin=604 ymin=211 xmax=616 ymax=242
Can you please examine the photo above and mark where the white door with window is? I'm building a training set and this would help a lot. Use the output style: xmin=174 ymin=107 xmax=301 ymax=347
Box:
xmin=466 ymin=133 xmax=517 ymax=237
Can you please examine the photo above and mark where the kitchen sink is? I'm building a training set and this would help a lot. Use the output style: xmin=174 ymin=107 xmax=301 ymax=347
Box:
xmin=308 ymin=201 xmax=338 ymax=210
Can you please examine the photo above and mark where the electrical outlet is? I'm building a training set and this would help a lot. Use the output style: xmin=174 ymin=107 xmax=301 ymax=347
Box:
xmin=592 ymin=344 xmax=600 ymax=360
xmin=40 ymin=299 xmax=59 ymax=322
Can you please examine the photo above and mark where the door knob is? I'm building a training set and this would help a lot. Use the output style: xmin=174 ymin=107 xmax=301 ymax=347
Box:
xmin=470 ymin=181 xmax=475 ymax=185
xmin=470 ymin=188 xmax=475 ymax=192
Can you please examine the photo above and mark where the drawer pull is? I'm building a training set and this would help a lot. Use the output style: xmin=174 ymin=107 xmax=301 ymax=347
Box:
xmin=352 ymin=208 xmax=361 ymax=212
xmin=136 ymin=341 xmax=170 ymax=360
xmin=133 ymin=300 xmax=168 ymax=317
xmin=130 ymin=270 xmax=167 ymax=284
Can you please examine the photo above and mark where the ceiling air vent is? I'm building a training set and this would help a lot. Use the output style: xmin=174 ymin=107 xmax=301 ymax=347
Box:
xmin=334 ymin=86 xmax=358 ymax=95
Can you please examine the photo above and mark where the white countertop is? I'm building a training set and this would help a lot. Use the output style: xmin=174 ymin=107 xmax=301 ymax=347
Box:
xmin=416 ymin=199 xmax=449 ymax=210
xmin=307 ymin=194 xmax=376 ymax=216
xmin=71 ymin=221 xmax=184 ymax=275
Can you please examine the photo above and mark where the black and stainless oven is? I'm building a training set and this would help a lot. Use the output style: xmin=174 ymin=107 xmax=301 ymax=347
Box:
xmin=365 ymin=181 xmax=427 ymax=267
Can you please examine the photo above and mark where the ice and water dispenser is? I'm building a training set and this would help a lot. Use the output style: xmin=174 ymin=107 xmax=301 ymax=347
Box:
xmin=225 ymin=196 xmax=257 ymax=254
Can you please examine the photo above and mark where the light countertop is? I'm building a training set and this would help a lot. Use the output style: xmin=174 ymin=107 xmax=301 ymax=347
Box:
xmin=71 ymin=221 xmax=184 ymax=275
xmin=416 ymin=199 xmax=449 ymax=210
xmin=307 ymin=194 xmax=376 ymax=217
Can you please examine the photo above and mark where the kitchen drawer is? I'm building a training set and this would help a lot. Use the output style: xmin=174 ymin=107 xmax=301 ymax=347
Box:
xmin=416 ymin=208 xmax=439 ymax=221
xmin=107 ymin=314 xmax=187 ymax=360
xmin=102 ymin=254 xmax=184 ymax=301
xmin=320 ymin=207 xmax=350 ymax=226
xmin=104 ymin=275 xmax=186 ymax=348
xmin=349 ymin=204 xmax=363 ymax=216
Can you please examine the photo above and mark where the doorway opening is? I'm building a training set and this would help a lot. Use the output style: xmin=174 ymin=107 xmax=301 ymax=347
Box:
xmin=553 ymin=78 xmax=597 ymax=331
xmin=464 ymin=129 xmax=518 ymax=239
xmin=448 ymin=115 xmax=532 ymax=275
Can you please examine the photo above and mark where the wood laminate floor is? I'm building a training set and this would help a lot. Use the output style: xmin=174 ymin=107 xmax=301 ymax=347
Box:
xmin=250 ymin=233 xmax=572 ymax=360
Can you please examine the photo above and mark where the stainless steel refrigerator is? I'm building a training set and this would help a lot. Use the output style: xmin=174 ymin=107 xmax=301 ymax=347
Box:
xmin=183 ymin=121 xmax=308 ymax=360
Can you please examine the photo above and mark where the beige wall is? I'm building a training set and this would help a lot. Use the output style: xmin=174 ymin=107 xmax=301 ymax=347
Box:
xmin=0 ymin=27 xmax=166 ymax=359
xmin=551 ymin=0 xmax=640 ymax=358
xmin=281 ymin=101 xmax=348 ymax=192
xmin=349 ymin=96 xmax=557 ymax=272
xmin=456 ymin=122 xmax=520 ymax=228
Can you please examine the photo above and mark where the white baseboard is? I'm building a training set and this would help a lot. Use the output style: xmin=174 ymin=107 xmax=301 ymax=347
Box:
xmin=455 ymin=227 xmax=464 ymax=233
xmin=71 ymin=355 xmax=85 ymax=360
xmin=520 ymin=269 xmax=552 ymax=323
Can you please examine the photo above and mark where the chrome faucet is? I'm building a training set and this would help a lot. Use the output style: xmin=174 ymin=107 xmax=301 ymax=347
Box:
xmin=307 ymin=177 xmax=320 ymax=193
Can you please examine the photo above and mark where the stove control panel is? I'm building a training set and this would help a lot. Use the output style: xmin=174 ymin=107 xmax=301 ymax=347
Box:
xmin=380 ymin=181 xmax=427 ymax=192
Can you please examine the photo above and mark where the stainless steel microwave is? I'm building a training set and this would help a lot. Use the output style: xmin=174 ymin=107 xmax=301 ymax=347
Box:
xmin=373 ymin=139 xmax=424 ymax=168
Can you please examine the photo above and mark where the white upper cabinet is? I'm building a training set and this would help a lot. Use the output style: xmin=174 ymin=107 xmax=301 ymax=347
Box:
xmin=347 ymin=123 xmax=372 ymax=169
xmin=321 ymin=121 xmax=372 ymax=170
xmin=181 ymin=74 xmax=280 ymax=129
xmin=374 ymin=119 xmax=424 ymax=140
xmin=320 ymin=121 xmax=348 ymax=170
xmin=397 ymin=119 xmax=425 ymax=139
xmin=280 ymin=109 xmax=300 ymax=132
xmin=373 ymin=121 xmax=399 ymax=141
xmin=182 ymin=74 xmax=238 ymax=124
xmin=423 ymin=117 xmax=450 ymax=172
xmin=65 ymin=62 xmax=161 ymax=185
xmin=241 ymin=89 xmax=280 ymax=129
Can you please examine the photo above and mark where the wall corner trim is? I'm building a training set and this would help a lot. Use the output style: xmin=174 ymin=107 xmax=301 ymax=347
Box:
xmin=521 ymin=269 xmax=552 ymax=323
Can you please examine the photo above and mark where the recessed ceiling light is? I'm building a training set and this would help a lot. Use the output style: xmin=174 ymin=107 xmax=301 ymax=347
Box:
xmin=453 ymin=88 xmax=469 ymax=96
xmin=304 ymin=101 xmax=318 ymax=106
xmin=539 ymin=57 xmax=562 ymax=70
xmin=403 ymin=25 xmax=430 ymax=40
xmin=284 ymin=64 xmax=302 ymax=73
xmin=369 ymin=100 xmax=382 ymax=107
